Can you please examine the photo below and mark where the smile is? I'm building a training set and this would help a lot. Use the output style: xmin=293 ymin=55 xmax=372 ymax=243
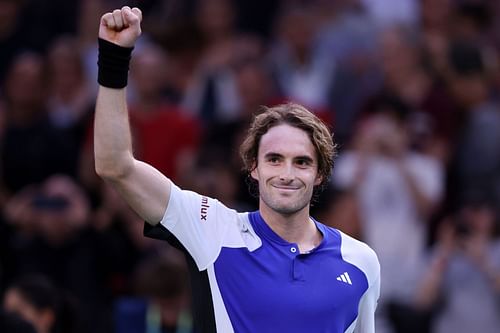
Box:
xmin=271 ymin=185 xmax=300 ymax=191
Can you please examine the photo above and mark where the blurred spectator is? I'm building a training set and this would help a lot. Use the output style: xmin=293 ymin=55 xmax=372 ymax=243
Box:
xmin=114 ymin=253 xmax=193 ymax=333
xmin=379 ymin=26 xmax=430 ymax=106
xmin=91 ymin=181 xmax=163 ymax=253
xmin=419 ymin=0 xmax=452 ymax=82
xmin=0 ymin=52 xmax=77 ymax=199
xmin=181 ymin=0 xmax=264 ymax=124
xmin=4 ymin=175 xmax=88 ymax=243
xmin=446 ymin=41 xmax=500 ymax=218
xmin=3 ymin=274 xmax=78 ymax=333
xmin=375 ymin=25 xmax=456 ymax=161
xmin=0 ymin=0 xmax=81 ymax=84
xmin=268 ymin=4 xmax=335 ymax=117
xmin=128 ymin=43 xmax=201 ymax=183
xmin=46 ymin=36 xmax=94 ymax=132
xmin=415 ymin=199 xmax=500 ymax=333
xmin=233 ymin=57 xmax=276 ymax=117
xmin=332 ymin=99 xmax=444 ymax=333
xmin=183 ymin=147 xmax=251 ymax=212
xmin=2 ymin=175 xmax=110 ymax=333
xmin=315 ymin=0 xmax=381 ymax=144
xmin=451 ymin=1 xmax=493 ymax=46
xmin=315 ymin=0 xmax=378 ymax=61
xmin=310 ymin=186 xmax=362 ymax=240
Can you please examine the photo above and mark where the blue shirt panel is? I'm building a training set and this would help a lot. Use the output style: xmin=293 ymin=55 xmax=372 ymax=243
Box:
xmin=213 ymin=211 xmax=369 ymax=333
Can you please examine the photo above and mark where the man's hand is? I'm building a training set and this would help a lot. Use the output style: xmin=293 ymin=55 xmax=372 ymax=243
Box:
xmin=99 ymin=6 xmax=142 ymax=48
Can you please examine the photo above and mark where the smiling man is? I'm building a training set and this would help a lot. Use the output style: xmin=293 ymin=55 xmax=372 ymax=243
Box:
xmin=94 ymin=6 xmax=380 ymax=333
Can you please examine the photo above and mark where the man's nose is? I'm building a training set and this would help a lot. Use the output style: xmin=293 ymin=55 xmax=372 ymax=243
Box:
xmin=279 ymin=162 xmax=295 ymax=182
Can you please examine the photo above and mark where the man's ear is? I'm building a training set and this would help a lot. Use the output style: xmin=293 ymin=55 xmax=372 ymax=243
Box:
xmin=314 ymin=174 xmax=322 ymax=186
xmin=250 ymin=161 xmax=258 ymax=180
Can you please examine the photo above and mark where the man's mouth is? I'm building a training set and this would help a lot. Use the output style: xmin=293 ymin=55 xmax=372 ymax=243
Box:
xmin=271 ymin=184 xmax=300 ymax=191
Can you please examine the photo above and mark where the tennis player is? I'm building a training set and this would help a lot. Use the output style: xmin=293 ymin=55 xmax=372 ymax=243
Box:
xmin=95 ymin=6 xmax=380 ymax=333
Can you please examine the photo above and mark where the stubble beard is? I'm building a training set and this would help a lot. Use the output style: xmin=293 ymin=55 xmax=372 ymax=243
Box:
xmin=259 ymin=185 xmax=313 ymax=216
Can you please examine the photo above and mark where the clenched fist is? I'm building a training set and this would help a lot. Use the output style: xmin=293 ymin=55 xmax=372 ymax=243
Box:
xmin=99 ymin=6 xmax=142 ymax=48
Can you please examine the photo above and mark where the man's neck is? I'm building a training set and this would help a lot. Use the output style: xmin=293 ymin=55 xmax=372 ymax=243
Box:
xmin=259 ymin=203 xmax=322 ymax=253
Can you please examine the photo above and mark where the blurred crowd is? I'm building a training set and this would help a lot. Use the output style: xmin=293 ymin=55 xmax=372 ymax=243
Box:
xmin=0 ymin=0 xmax=499 ymax=332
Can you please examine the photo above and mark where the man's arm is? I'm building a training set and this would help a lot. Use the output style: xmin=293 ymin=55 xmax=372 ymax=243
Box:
xmin=94 ymin=6 xmax=170 ymax=225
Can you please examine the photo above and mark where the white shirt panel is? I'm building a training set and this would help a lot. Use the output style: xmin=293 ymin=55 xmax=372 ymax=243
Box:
xmin=340 ymin=231 xmax=380 ymax=333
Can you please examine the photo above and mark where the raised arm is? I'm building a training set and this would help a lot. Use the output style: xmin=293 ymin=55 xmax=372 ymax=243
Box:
xmin=94 ymin=6 xmax=171 ymax=225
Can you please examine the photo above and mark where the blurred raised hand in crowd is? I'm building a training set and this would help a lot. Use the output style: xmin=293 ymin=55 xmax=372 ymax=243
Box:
xmin=415 ymin=198 xmax=500 ymax=333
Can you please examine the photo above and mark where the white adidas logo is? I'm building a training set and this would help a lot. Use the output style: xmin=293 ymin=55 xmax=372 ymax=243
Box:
xmin=336 ymin=272 xmax=352 ymax=285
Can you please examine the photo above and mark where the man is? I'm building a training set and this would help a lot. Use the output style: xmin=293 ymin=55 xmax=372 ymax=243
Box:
xmin=95 ymin=6 xmax=380 ymax=333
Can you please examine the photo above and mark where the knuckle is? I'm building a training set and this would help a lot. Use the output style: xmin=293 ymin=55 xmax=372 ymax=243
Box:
xmin=132 ymin=8 xmax=142 ymax=16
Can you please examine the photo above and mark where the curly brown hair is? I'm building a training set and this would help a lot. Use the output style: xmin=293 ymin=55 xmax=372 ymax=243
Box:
xmin=240 ymin=103 xmax=336 ymax=189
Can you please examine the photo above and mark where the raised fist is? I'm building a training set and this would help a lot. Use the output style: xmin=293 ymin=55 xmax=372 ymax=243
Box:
xmin=99 ymin=6 xmax=142 ymax=48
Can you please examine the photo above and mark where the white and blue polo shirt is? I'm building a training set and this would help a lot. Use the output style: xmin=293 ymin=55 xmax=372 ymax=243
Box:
xmin=145 ymin=184 xmax=380 ymax=333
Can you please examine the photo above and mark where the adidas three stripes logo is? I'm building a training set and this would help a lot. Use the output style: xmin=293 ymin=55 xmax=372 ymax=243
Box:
xmin=336 ymin=272 xmax=352 ymax=285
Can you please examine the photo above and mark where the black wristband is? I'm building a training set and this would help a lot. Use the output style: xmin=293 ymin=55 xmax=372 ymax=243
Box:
xmin=97 ymin=38 xmax=134 ymax=89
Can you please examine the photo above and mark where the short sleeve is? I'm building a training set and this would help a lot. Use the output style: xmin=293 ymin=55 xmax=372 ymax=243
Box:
xmin=158 ymin=184 xmax=239 ymax=270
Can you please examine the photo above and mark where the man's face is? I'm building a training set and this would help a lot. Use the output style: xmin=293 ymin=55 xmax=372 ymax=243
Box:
xmin=251 ymin=124 xmax=321 ymax=215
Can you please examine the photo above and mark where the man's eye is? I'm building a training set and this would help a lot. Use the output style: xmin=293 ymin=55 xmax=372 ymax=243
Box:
xmin=296 ymin=159 xmax=311 ymax=167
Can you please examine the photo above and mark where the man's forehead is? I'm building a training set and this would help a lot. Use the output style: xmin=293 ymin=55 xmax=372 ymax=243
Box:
xmin=259 ymin=124 xmax=315 ymax=157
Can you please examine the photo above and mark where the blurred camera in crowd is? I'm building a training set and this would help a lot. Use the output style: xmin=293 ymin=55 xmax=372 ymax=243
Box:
xmin=30 ymin=194 xmax=70 ymax=212
xmin=452 ymin=194 xmax=497 ymax=240
xmin=4 ymin=175 xmax=89 ymax=245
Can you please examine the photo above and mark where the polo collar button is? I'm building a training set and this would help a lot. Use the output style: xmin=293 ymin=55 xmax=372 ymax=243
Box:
xmin=290 ymin=247 xmax=297 ymax=253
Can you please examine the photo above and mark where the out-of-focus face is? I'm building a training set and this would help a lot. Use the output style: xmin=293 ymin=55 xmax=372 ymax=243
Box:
xmin=461 ymin=204 xmax=495 ymax=236
xmin=280 ymin=10 xmax=314 ymax=53
xmin=130 ymin=48 xmax=168 ymax=101
xmin=448 ymin=73 xmax=487 ymax=108
xmin=197 ymin=0 xmax=234 ymax=38
xmin=355 ymin=113 xmax=408 ymax=157
xmin=47 ymin=39 xmax=84 ymax=96
xmin=236 ymin=62 xmax=270 ymax=112
xmin=5 ymin=54 xmax=46 ymax=111
xmin=251 ymin=124 xmax=321 ymax=216
xmin=380 ymin=28 xmax=418 ymax=83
